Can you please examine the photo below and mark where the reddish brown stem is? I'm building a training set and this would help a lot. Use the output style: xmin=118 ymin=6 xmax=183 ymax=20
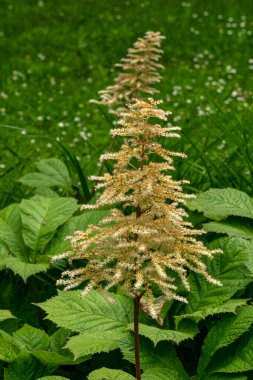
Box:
xmin=134 ymin=295 xmax=141 ymax=380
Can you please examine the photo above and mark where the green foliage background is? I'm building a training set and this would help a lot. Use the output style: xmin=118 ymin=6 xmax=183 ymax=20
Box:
xmin=0 ymin=0 xmax=253 ymax=379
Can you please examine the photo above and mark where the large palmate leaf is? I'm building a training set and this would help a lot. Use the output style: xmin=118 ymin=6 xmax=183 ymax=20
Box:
xmin=0 ymin=330 xmax=21 ymax=363
xmin=88 ymin=368 xmax=135 ymax=380
xmin=47 ymin=210 xmax=109 ymax=256
xmin=13 ymin=324 xmax=49 ymax=351
xmin=0 ymin=204 xmax=26 ymax=259
xmin=20 ymin=196 xmax=77 ymax=253
xmin=204 ymin=217 xmax=253 ymax=239
xmin=32 ymin=350 xmax=79 ymax=367
xmin=187 ymin=188 xmax=253 ymax=220
xmin=197 ymin=306 xmax=253 ymax=378
xmin=18 ymin=158 xmax=72 ymax=193
xmin=127 ymin=322 xmax=198 ymax=346
xmin=66 ymin=331 xmax=125 ymax=358
xmin=119 ymin=334 xmax=190 ymax=379
xmin=0 ymin=256 xmax=49 ymax=281
xmin=176 ymin=237 xmax=253 ymax=325
xmin=4 ymin=352 xmax=48 ymax=380
xmin=175 ymin=299 xmax=249 ymax=326
xmin=38 ymin=290 xmax=133 ymax=333
xmin=210 ymin=329 xmax=253 ymax=374
xmin=49 ymin=328 xmax=72 ymax=354
xmin=35 ymin=187 xmax=60 ymax=198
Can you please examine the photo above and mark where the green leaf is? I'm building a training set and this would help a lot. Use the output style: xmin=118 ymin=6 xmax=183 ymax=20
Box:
xmin=205 ymin=375 xmax=247 ymax=380
xmin=119 ymin=335 xmax=190 ymax=379
xmin=0 ymin=330 xmax=21 ymax=362
xmin=204 ymin=217 xmax=253 ymax=239
xmin=66 ymin=331 xmax=125 ymax=358
xmin=18 ymin=173 xmax=63 ymax=190
xmin=176 ymin=238 xmax=253 ymax=325
xmin=57 ymin=143 xmax=90 ymax=201
xmin=36 ymin=158 xmax=72 ymax=192
xmin=32 ymin=350 xmax=78 ymax=366
xmin=35 ymin=188 xmax=60 ymax=198
xmin=49 ymin=328 xmax=72 ymax=353
xmin=37 ymin=377 xmax=70 ymax=380
xmin=4 ymin=353 xmax=48 ymax=380
xmin=88 ymin=368 xmax=135 ymax=380
xmin=198 ymin=306 xmax=253 ymax=378
xmin=18 ymin=158 xmax=72 ymax=193
xmin=47 ymin=210 xmax=109 ymax=256
xmin=0 ymin=256 xmax=49 ymax=281
xmin=0 ymin=309 xmax=16 ymax=322
xmin=175 ymin=299 xmax=249 ymax=326
xmin=187 ymin=188 xmax=253 ymax=220
xmin=0 ymin=204 xmax=26 ymax=259
xmin=13 ymin=324 xmax=49 ymax=351
xmin=127 ymin=322 xmax=197 ymax=346
xmin=20 ymin=196 xmax=77 ymax=253
xmin=210 ymin=329 xmax=253 ymax=374
xmin=38 ymin=290 xmax=133 ymax=333
xmin=142 ymin=368 xmax=184 ymax=380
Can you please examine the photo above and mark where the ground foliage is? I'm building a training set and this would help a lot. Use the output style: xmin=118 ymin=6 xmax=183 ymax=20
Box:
xmin=0 ymin=0 xmax=253 ymax=379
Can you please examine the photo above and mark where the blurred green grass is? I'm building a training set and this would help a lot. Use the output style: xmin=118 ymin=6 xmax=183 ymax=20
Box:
xmin=0 ymin=0 xmax=253 ymax=206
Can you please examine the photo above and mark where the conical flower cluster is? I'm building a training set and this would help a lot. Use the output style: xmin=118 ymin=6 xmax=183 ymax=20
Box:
xmin=91 ymin=31 xmax=165 ymax=113
xmin=53 ymin=98 xmax=222 ymax=319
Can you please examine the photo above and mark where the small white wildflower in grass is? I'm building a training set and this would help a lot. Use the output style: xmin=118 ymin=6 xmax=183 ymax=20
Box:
xmin=80 ymin=131 xmax=88 ymax=140
xmin=197 ymin=106 xmax=205 ymax=116
xmin=0 ymin=92 xmax=8 ymax=99
xmin=50 ymin=77 xmax=56 ymax=85
xmin=181 ymin=2 xmax=191 ymax=7
xmin=38 ymin=53 xmax=46 ymax=61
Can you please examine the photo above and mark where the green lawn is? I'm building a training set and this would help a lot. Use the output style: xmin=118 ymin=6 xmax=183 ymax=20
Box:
xmin=0 ymin=0 xmax=253 ymax=207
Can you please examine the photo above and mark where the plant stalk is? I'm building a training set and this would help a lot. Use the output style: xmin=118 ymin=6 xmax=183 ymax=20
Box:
xmin=134 ymin=295 xmax=141 ymax=380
